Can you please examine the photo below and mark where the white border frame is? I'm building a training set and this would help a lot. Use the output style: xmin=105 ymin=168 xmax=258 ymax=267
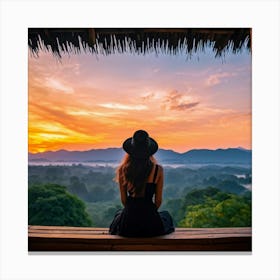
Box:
xmin=1 ymin=1 xmax=279 ymax=279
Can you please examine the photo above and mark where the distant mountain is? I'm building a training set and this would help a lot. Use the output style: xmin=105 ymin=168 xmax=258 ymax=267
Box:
xmin=181 ymin=148 xmax=251 ymax=164
xmin=236 ymin=146 xmax=250 ymax=151
xmin=29 ymin=147 xmax=251 ymax=164
xmin=155 ymin=149 xmax=181 ymax=162
xmin=28 ymin=148 xmax=124 ymax=162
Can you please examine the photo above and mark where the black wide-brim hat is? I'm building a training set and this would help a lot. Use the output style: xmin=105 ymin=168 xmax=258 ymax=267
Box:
xmin=122 ymin=130 xmax=158 ymax=159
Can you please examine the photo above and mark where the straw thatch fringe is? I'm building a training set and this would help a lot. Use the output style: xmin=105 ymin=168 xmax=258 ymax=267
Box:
xmin=28 ymin=28 xmax=251 ymax=58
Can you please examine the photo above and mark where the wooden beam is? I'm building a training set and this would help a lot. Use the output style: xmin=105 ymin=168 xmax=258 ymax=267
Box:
xmin=28 ymin=226 xmax=252 ymax=252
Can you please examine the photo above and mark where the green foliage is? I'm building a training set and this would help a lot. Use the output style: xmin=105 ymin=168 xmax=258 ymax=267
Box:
xmin=28 ymin=165 xmax=118 ymax=202
xmin=161 ymin=198 xmax=184 ymax=225
xmin=68 ymin=176 xmax=89 ymax=201
xmin=29 ymin=184 xmax=93 ymax=227
xmin=87 ymin=185 xmax=117 ymax=202
xmin=179 ymin=189 xmax=251 ymax=228
xmin=86 ymin=201 xmax=122 ymax=227
xmin=217 ymin=180 xmax=247 ymax=194
xmin=182 ymin=187 xmax=223 ymax=206
xmin=28 ymin=165 xmax=252 ymax=228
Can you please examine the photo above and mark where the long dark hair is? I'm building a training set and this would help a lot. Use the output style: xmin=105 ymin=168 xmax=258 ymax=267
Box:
xmin=116 ymin=154 xmax=156 ymax=195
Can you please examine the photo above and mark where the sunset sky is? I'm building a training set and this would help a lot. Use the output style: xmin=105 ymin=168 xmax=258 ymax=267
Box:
xmin=28 ymin=44 xmax=251 ymax=153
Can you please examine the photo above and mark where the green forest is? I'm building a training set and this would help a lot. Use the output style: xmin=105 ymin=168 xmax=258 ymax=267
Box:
xmin=28 ymin=164 xmax=251 ymax=228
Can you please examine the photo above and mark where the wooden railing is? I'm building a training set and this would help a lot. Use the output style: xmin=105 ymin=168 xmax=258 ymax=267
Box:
xmin=28 ymin=226 xmax=252 ymax=251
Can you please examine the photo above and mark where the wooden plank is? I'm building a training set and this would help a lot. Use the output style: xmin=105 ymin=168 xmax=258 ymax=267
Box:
xmin=28 ymin=229 xmax=109 ymax=235
xmin=28 ymin=226 xmax=252 ymax=252
xmin=28 ymin=226 xmax=251 ymax=235
xmin=28 ymin=226 xmax=251 ymax=233
xmin=28 ymin=232 xmax=251 ymax=240
xmin=28 ymin=227 xmax=252 ymax=238
xmin=29 ymin=236 xmax=251 ymax=251
xmin=28 ymin=225 xmax=107 ymax=231
xmin=29 ymin=236 xmax=249 ymax=246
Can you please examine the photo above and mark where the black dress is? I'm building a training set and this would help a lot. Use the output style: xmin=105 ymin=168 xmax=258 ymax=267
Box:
xmin=109 ymin=165 xmax=175 ymax=237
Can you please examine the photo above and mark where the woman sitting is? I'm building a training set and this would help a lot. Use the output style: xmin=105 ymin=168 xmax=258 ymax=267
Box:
xmin=109 ymin=130 xmax=174 ymax=237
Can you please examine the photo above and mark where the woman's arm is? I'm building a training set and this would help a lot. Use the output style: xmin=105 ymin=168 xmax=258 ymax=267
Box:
xmin=154 ymin=165 xmax=163 ymax=209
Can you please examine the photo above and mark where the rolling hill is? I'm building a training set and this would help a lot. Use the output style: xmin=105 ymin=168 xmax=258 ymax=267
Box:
xmin=29 ymin=148 xmax=252 ymax=164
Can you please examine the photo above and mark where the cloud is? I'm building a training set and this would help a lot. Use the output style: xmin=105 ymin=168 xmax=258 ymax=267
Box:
xmin=141 ymin=92 xmax=155 ymax=102
xmin=205 ymin=72 xmax=235 ymax=87
xmin=67 ymin=110 xmax=92 ymax=116
xmin=29 ymin=102 xmax=97 ymax=135
xmin=161 ymin=90 xmax=199 ymax=111
xmin=99 ymin=103 xmax=147 ymax=111
xmin=173 ymin=102 xmax=200 ymax=111
xmin=67 ymin=109 xmax=127 ymax=117
xmin=44 ymin=77 xmax=74 ymax=94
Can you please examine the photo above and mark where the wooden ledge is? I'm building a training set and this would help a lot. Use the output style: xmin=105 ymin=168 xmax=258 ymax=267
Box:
xmin=28 ymin=226 xmax=252 ymax=251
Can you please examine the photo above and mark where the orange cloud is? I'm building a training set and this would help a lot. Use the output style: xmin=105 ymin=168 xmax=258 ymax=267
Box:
xmin=99 ymin=103 xmax=148 ymax=111
xmin=161 ymin=90 xmax=199 ymax=111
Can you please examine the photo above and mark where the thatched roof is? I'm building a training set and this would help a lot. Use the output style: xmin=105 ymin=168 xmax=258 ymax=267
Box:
xmin=28 ymin=28 xmax=251 ymax=58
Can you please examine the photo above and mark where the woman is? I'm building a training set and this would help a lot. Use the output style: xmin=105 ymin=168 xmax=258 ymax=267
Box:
xmin=109 ymin=130 xmax=174 ymax=237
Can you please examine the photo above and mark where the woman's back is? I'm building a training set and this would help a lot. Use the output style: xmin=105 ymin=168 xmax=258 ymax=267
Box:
xmin=119 ymin=164 xmax=164 ymax=237
xmin=109 ymin=130 xmax=174 ymax=237
xmin=128 ymin=163 xmax=159 ymax=199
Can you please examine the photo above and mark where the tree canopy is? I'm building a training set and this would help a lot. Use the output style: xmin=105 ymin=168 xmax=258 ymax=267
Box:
xmin=28 ymin=184 xmax=93 ymax=226
xmin=179 ymin=188 xmax=251 ymax=227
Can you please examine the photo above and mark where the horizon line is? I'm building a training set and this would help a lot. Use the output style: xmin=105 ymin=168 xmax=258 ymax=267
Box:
xmin=29 ymin=146 xmax=252 ymax=154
